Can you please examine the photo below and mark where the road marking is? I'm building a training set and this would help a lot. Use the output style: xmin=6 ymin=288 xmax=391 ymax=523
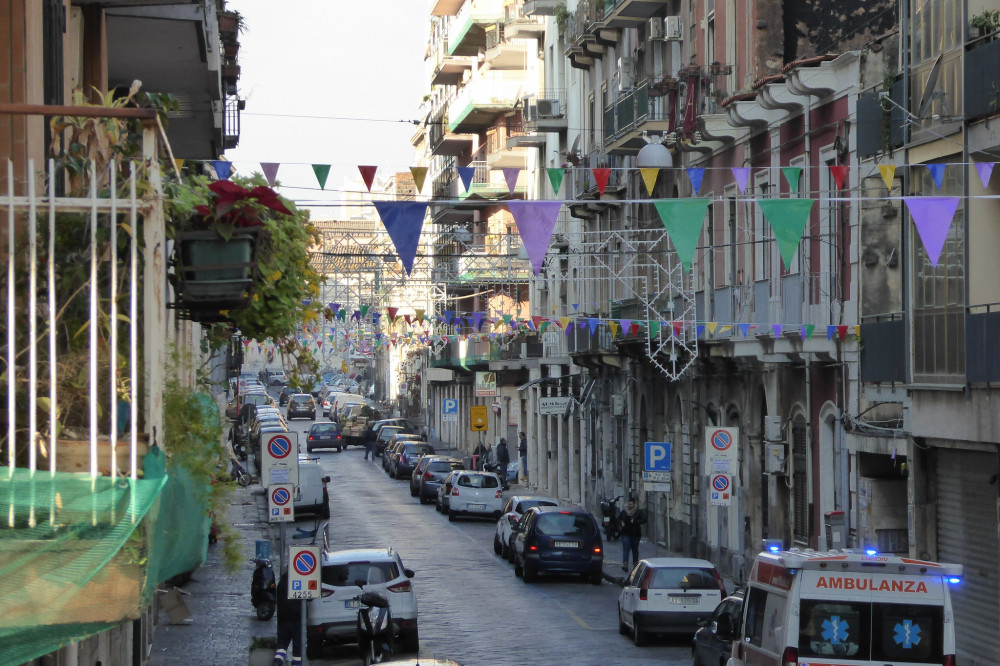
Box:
xmin=565 ymin=608 xmax=615 ymax=631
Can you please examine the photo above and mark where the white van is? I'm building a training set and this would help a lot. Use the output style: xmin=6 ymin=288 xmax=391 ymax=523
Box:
xmin=723 ymin=548 xmax=963 ymax=666
xmin=294 ymin=455 xmax=330 ymax=519
xmin=329 ymin=393 xmax=363 ymax=418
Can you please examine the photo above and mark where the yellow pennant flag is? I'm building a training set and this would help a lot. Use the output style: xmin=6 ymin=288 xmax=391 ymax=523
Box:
xmin=609 ymin=321 xmax=620 ymax=338
xmin=640 ymin=168 xmax=659 ymax=195
xmin=707 ymin=322 xmax=718 ymax=335
xmin=410 ymin=166 xmax=428 ymax=193
xmin=559 ymin=317 xmax=572 ymax=331
xmin=173 ymin=158 xmax=185 ymax=173
xmin=414 ymin=308 xmax=424 ymax=323
xmin=853 ymin=325 xmax=861 ymax=339
xmin=719 ymin=325 xmax=732 ymax=333
xmin=878 ymin=164 xmax=896 ymax=191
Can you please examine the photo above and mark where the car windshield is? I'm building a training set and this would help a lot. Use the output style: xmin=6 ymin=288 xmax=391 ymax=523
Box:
xmin=518 ymin=499 xmax=558 ymax=512
xmin=311 ymin=423 xmax=339 ymax=435
xmin=648 ymin=567 xmax=720 ymax=590
xmin=457 ymin=474 xmax=498 ymax=489
xmin=429 ymin=461 xmax=463 ymax=472
xmin=535 ymin=513 xmax=597 ymax=537
xmin=321 ymin=561 xmax=399 ymax=587
xmin=405 ymin=444 xmax=434 ymax=455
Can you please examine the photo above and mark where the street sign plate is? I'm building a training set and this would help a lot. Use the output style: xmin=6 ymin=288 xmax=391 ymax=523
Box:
xmin=442 ymin=398 xmax=458 ymax=423
xmin=469 ymin=405 xmax=488 ymax=431
xmin=705 ymin=427 xmax=738 ymax=476
xmin=643 ymin=481 xmax=672 ymax=493
xmin=263 ymin=432 xmax=299 ymax=487
xmin=710 ymin=474 xmax=733 ymax=506
xmin=288 ymin=545 xmax=321 ymax=599
xmin=267 ymin=484 xmax=295 ymax=523
xmin=642 ymin=471 xmax=671 ymax=482
xmin=643 ymin=442 xmax=672 ymax=472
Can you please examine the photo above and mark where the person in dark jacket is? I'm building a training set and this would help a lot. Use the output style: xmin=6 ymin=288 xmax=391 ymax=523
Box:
xmin=517 ymin=432 xmax=528 ymax=482
xmin=273 ymin=573 xmax=302 ymax=666
xmin=496 ymin=438 xmax=511 ymax=489
xmin=618 ymin=497 xmax=646 ymax=571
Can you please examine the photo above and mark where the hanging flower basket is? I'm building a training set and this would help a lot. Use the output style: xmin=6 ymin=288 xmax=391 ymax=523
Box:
xmin=171 ymin=227 xmax=260 ymax=308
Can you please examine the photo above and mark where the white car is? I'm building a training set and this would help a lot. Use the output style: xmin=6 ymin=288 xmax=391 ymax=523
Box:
xmin=617 ymin=557 xmax=727 ymax=646
xmin=446 ymin=471 xmax=504 ymax=522
xmin=306 ymin=548 xmax=419 ymax=658
xmin=493 ymin=495 xmax=559 ymax=561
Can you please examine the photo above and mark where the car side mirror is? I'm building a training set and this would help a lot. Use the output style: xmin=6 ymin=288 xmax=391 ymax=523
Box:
xmin=714 ymin=613 xmax=734 ymax=639
xmin=404 ymin=568 xmax=415 ymax=578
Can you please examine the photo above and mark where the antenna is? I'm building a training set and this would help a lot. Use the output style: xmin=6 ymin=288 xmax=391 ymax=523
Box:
xmin=917 ymin=54 xmax=943 ymax=119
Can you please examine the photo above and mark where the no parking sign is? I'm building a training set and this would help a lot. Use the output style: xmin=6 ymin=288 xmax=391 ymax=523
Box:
xmin=705 ymin=427 xmax=739 ymax=475
xmin=710 ymin=474 xmax=732 ymax=506
xmin=287 ymin=545 xmax=321 ymax=600
xmin=262 ymin=432 xmax=299 ymax=487
xmin=267 ymin=484 xmax=294 ymax=523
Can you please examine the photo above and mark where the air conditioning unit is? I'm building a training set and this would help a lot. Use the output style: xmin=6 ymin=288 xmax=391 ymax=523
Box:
xmin=664 ymin=15 xmax=683 ymax=40
xmin=764 ymin=415 xmax=783 ymax=442
xmin=648 ymin=16 xmax=665 ymax=39
xmin=535 ymin=99 xmax=561 ymax=118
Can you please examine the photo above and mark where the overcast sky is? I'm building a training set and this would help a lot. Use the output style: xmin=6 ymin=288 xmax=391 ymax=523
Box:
xmin=224 ymin=1 xmax=428 ymax=217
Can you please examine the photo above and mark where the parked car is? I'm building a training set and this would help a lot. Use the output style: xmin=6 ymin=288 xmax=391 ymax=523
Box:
xmin=435 ymin=470 xmax=460 ymax=513
xmin=287 ymin=393 xmax=317 ymax=420
xmin=444 ymin=471 xmax=504 ymax=522
xmin=365 ymin=418 xmax=423 ymax=445
xmin=384 ymin=435 xmax=425 ymax=475
xmin=278 ymin=385 xmax=299 ymax=406
xmin=374 ymin=426 xmax=405 ymax=457
xmin=306 ymin=548 xmax=419 ymax=658
xmin=226 ymin=391 xmax=274 ymax=421
xmin=617 ymin=557 xmax=727 ymax=646
xmin=417 ymin=457 xmax=465 ymax=505
xmin=306 ymin=421 xmax=344 ymax=453
xmin=512 ymin=506 xmax=603 ymax=585
xmin=494 ymin=495 xmax=560 ymax=561
xmin=382 ymin=440 xmax=405 ymax=474
xmin=392 ymin=442 xmax=435 ymax=480
xmin=691 ymin=589 xmax=744 ymax=666
xmin=294 ymin=454 xmax=330 ymax=519
xmin=409 ymin=455 xmax=442 ymax=497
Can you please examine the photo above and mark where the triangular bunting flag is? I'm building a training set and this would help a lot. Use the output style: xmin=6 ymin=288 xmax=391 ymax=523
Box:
xmin=629 ymin=323 xmax=641 ymax=337
xmin=739 ymin=323 xmax=751 ymax=337
xmin=707 ymin=322 xmax=718 ymax=335
xmin=546 ymin=167 xmax=566 ymax=195
xmin=472 ymin=312 xmax=485 ymax=331
xmin=386 ymin=306 xmax=398 ymax=323
xmin=410 ymin=166 xmax=428 ymax=193
xmin=827 ymin=325 xmax=836 ymax=340
xmin=731 ymin=167 xmax=750 ymax=194
xmin=829 ymin=165 xmax=848 ymax=190
xmin=649 ymin=320 xmax=661 ymax=337
xmin=261 ymin=162 xmax=280 ymax=187
xmin=757 ymin=198 xmax=815 ymax=269
xmin=837 ymin=325 xmax=848 ymax=341
xmin=414 ymin=308 xmax=424 ymax=323
xmin=359 ymin=305 xmax=370 ymax=318
xmin=506 ymin=200 xmax=563 ymax=276
xmin=640 ymin=168 xmax=659 ymax=195
xmin=878 ymin=164 xmax=896 ymax=191
xmin=804 ymin=324 xmax=815 ymax=339
xmin=312 ymin=164 xmax=331 ymax=190
xmin=853 ymin=325 xmax=861 ymax=339
xmin=173 ymin=158 xmax=185 ymax=172
xmin=686 ymin=167 xmax=705 ymax=194
xmin=359 ymin=165 xmax=378 ymax=192
xmin=672 ymin=321 xmax=683 ymax=337
xmin=696 ymin=324 xmax=705 ymax=338
xmin=212 ymin=160 xmax=233 ymax=180
xmin=588 ymin=318 xmax=599 ymax=335
xmin=560 ymin=317 xmax=572 ymax=333
xmin=502 ymin=167 xmax=520 ymax=195
xmin=781 ymin=167 xmax=802 ymax=192
xmin=903 ymin=196 xmax=960 ymax=267
xmin=772 ymin=324 xmax=783 ymax=337
xmin=975 ymin=162 xmax=995 ymax=189
xmin=926 ymin=163 xmax=945 ymax=190
xmin=609 ymin=321 xmax=620 ymax=338
xmin=593 ymin=168 xmax=611 ymax=195
xmin=457 ymin=166 xmax=475 ymax=192
xmin=372 ymin=201 xmax=429 ymax=276
xmin=620 ymin=319 xmax=631 ymax=335
xmin=652 ymin=199 xmax=711 ymax=273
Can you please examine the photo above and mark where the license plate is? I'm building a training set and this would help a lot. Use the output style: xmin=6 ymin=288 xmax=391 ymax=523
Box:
xmin=344 ymin=599 xmax=363 ymax=609
xmin=554 ymin=541 xmax=579 ymax=548
xmin=670 ymin=595 xmax=699 ymax=604
xmin=468 ymin=503 xmax=486 ymax=510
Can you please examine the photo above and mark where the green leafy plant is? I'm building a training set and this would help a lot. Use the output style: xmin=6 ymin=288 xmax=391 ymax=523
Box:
xmin=554 ymin=3 xmax=569 ymax=36
xmin=971 ymin=10 xmax=1000 ymax=35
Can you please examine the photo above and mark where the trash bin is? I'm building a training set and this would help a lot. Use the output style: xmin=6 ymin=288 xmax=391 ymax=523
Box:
xmin=824 ymin=511 xmax=847 ymax=550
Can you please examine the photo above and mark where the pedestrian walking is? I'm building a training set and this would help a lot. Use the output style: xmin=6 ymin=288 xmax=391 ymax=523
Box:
xmin=273 ymin=573 xmax=302 ymax=666
xmin=517 ymin=431 xmax=528 ymax=482
xmin=363 ymin=433 xmax=375 ymax=461
xmin=482 ymin=442 xmax=495 ymax=472
xmin=496 ymin=438 xmax=511 ymax=488
xmin=472 ymin=441 xmax=486 ymax=471
xmin=618 ymin=497 xmax=646 ymax=571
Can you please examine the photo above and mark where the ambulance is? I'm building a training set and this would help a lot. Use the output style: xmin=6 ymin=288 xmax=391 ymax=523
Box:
xmin=722 ymin=547 xmax=963 ymax=666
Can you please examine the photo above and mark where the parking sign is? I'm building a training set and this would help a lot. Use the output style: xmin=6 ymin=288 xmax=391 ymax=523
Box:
xmin=287 ymin=545 xmax=321 ymax=599
xmin=704 ymin=427 xmax=739 ymax=475
xmin=710 ymin=474 xmax=732 ymax=506
xmin=262 ymin=432 xmax=299 ymax=487
xmin=267 ymin=484 xmax=294 ymax=523
xmin=442 ymin=398 xmax=458 ymax=423
xmin=644 ymin=442 xmax=672 ymax=472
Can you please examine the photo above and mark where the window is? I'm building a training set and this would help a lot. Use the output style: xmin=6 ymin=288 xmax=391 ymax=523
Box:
xmin=648 ymin=567 xmax=720 ymax=590
xmin=798 ymin=600 xmax=944 ymax=663
xmin=321 ymin=561 xmax=399 ymax=587
xmin=535 ymin=513 xmax=598 ymax=537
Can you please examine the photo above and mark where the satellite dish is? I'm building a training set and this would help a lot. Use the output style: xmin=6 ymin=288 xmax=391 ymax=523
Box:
xmin=917 ymin=54 xmax=943 ymax=119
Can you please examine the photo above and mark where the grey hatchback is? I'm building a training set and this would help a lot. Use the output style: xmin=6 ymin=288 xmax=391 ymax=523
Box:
xmin=423 ymin=459 xmax=465 ymax=505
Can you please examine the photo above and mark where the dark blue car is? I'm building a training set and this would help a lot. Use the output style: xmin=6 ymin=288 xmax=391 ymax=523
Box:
xmin=512 ymin=506 xmax=603 ymax=585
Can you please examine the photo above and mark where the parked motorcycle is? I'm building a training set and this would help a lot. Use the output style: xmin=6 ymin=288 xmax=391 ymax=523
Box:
xmin=250 ymin=557 xmax=276 ymax=620
xmin=483 ymin=461 xmax=509 ymax=491
xmin=352 ymin=573 xmax=393 ymax=665
xmin=230 ymin=457 xmax=251 ymax=487
xmin=600 ymin=495 xmax=622 ymax=541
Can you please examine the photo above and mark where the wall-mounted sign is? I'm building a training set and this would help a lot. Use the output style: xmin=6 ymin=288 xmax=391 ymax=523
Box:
xmin=705 ymin=427 xmax=739 ymax=475
xmin=538 ymin=396 xmax=571 ymax=415
xmin=475 ymin=372 xmax=497 ymax=397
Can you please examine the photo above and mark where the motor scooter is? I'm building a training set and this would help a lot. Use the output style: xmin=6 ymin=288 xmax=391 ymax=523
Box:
xmin=352 ymin=571 xmax=393 ymax=665
xmin=600 ymin=495 xmax=622 ymax=541
xmin=250 ymin=557 xmax=276 ymax=620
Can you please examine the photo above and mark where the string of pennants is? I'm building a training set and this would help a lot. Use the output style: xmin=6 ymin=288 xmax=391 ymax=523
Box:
xmin=193 ymin=159 xmax=994 ymax=280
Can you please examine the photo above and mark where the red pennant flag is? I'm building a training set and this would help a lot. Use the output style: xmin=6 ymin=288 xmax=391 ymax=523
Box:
xmin=629 ymin=323 xmax=641 ymax=337
xmin=837 ymin=325 xmax=848 ymax=341
xmin=386 ymin=306 xmax=398 ymax=322
xmin=531 ymin=316 xmax=543 ymax=330
xmin=829 ymin=165 xmax=848 ymax=190
xmin=403 ymin=314 xmax=413 ymax=325
xmin=593 ymin=168 xmax=611 ymax=195
xmin=672 ymin=321 xmax=683 ymax=337
xmin=359 ymin=165 xmax=377 ymax=192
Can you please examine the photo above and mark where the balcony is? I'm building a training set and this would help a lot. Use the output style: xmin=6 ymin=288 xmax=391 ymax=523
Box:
xmin=523 ymin=92 xmax=568 ymax=133
xmin=222 ymin=96 xmax=243 ymax=150
xmin=602 ymin=0 xmax=663 ymax=28
xmin=568 ymin=320 xmax=619 ymax=368
xmin=486 ymin=122 xmax=530 ymax=169
xmin=429 ymin=111 xmax=475 ymax=156
xmin=603 ymin=80 xmax=672 ymax=155
xmin=966 ymin=306 xmax=1000 ymax=383
xmin=429 ymin=36 xmax=475 ymax=86
xmin=449 ymin=77 xmax=523 ymax=133
xmin=449 ymin=0 xmax=505 ymax=56
xmin=432 ymin=0 xmax=465 ymax=16
xmin=484 ymin=23 xmax=531 ymax=70
xmin=504 ymin=1 xmax=546 ymax=38
xmin=965 ymin=35 xmax=1000 ymax=123
xmin=431 ymin=339 xmax=502 ymax=370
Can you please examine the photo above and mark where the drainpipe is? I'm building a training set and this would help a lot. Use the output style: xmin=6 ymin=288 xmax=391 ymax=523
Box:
xmin=805 ymin=354 xmax=814 ymax=548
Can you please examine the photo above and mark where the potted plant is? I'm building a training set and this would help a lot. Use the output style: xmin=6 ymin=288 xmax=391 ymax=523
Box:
xmin=218 ymin=10 xmax=245 ymax=38
xmin=971 ymin=9 xmax=1000 ymax=36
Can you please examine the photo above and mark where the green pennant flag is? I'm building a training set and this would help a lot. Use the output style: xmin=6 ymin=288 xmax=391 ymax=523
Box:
xmin=782 ymin=166 xmax=802 ymax=192
xmin=648 ymin=320 xmax=660 ymax=337
xmin=360 ymin=304 xmax=370 ymax=318
xmin=312 ymin=164 xmax=331 ymax=190
xmin=757 ymin=198 xmax=815 ymax=270
xmin=546 ymin=167 xmax=566 ymax=195
xmin=652 ymin=199 xmax=711 ymax=273
xmin=502 ymin=314 xmax=513 ymax=326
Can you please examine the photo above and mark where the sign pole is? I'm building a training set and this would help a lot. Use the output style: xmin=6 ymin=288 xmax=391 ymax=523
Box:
xmin=300 ymin=599 xmax=308 ymax=666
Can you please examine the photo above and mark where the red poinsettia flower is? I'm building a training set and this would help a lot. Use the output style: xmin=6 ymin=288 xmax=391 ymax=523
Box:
xmin=191 ymin=180 xmax=293 ymax=238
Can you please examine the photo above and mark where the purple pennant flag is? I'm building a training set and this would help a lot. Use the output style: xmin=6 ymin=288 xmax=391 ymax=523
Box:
xmin=471 ymin=312 xmax=485 ymax=331
xmin=976 ymin=162 xmax=996 ymax=189
xmin=373 ymin=201 xmax=429 ymax=276
xmin=904 ymin=197 xmax=960 ymax=267
xmin=331 ymin=303 xmax=341 ymax=316
xmin=260 ymin=162 xmax=280 ymax=187
xmin=457 ymin=166 xmax=476 ymax=192
xmin=505 ymin=200 xmax=563 ymax=275
xmin=731 ymin=167 xmax=750 ymax=194
xmin=686 ymin=167 xmax=705 ymax=194
xmin=926 ymin=163 xmax=946 ymax=190
xmin=621 ymin=319 xmax=632 ymax=336
xmin=212 ymin=160 xmax=233 ymax=180
xmin=502 ymin=167 xmax=521 ymax=196
xmin=772 ymin=324 xmax=783 ymax=337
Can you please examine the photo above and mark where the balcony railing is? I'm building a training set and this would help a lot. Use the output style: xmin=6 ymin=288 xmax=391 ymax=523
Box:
xmin=966 ymin=304 xmax=1000 ymax=383
xmin=860 ymin=313 xmax=906 ymax=383
xmin=486 ymin=121 xmax=526 ymax=153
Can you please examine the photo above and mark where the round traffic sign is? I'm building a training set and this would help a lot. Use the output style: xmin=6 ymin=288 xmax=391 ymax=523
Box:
xmin=271 ymin=487 xmax=291 ymax=506
xmin=292 ymin=550 xmax=317 ymax=576
xmin=710 ymin=429 xmax=733 ymax=451
xmin=267 ymin=435 xmax=293 ymax=459
xmin=712 ymin=474 xmax=730 ymax=492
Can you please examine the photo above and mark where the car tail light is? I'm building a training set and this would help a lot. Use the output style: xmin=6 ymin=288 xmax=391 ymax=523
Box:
xmin=593 ymin=546 xmax=602 ymax=554
xmin=320 ymin=588 xmax=333 ymax=598
xmin=307 ymin=435 xmax=315 ymax=440
xmin=423 ymin=472 xmax=433 ymax=480
xmin=387 ymin=580 xmax=411 ymax=593
xmin=781 ymin=647 xmax=797 ymax=666
xmin=528 ymin=544 xmax=538 ymax=551
xmin=943 ymin=656 xmax=956 ymax=666
xmin=639 ymin=569 xmax=652 ymax=600
xmin=452 ymin=487 xmax=460 ymax=496
xmin=495 ymin=489 xmax=503 ymax=499
xmin=336 ymin=434 xmax=341 ymax=440
xmin=712 ymin=568 xmax=727 ymax=595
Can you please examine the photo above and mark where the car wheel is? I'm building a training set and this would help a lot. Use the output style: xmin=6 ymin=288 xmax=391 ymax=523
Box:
xmin=589 ymin=570 xmax=602 ymax=585
xmin=499 ymin=537 xmax=508 ymax=558
xmin=618 ymin=603 xmax=628 ymax=635
xmin=523 ymin=560 xmax=537 ymax=583
xmin=514 ymin=556 xmax=523 ymax=577
xmin=336 ymin=446 xmax=342 ymax=452
xmin=493 ymin=534 xmax=503 ymax=555
xmin=399 ymin=627 xmax=419 ymax=654
xmin=447 ymin=510 xmax=456 ymax=522
xmin=305 ymin=637 xmax=323 ymax=660
xmin=632 ymin=618 xmax=646 ymax=647
xmin=507 ymin=538 xmax=516 ymax=563
xmin=410 ymin=486 xmax=418 ymax=497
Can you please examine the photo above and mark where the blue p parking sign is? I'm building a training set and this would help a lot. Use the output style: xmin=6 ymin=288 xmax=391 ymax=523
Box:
xmin=644 ymin=442 xmax=671 ymax=472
